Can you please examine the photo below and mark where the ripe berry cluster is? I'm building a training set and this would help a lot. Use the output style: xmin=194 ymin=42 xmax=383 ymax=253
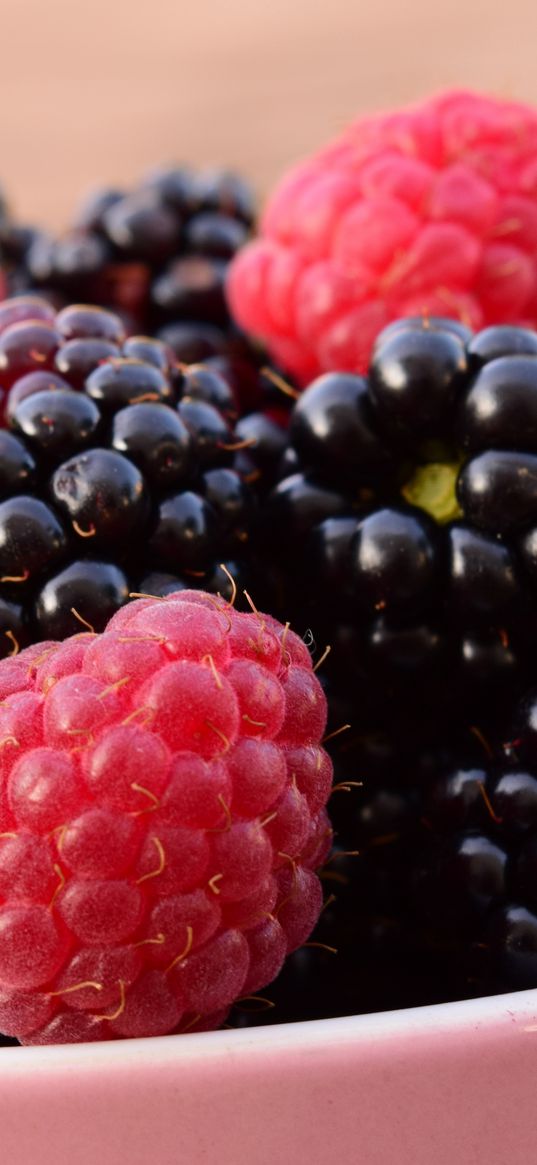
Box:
xmin=0 ymin=167 xmax=253 ymax=363
xmin=265 ymin=317 xmax=537 ymax=731
xmin=0 ymin=297 xmax=262 ymax=654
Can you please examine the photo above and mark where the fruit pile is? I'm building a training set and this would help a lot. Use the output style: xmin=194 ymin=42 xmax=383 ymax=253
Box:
xmin=5 ymin=87 xmax=537 ymax=1046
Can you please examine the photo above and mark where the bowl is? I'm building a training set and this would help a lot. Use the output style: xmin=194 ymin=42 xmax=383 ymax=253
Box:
xmin=1 ymin=987 xmax=536 ymax=1164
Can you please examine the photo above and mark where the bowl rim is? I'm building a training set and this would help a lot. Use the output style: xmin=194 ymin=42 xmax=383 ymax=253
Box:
xmin=2 ymin=984 xmax=537 ymax=1074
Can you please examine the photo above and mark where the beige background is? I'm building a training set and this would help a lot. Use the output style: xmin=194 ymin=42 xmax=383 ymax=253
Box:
xmin=2 ymin=0 xmax=537 ymax=228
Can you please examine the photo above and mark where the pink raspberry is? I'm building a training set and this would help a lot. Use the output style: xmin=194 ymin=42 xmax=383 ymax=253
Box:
xmin=0 ymin=592 xmax=333 ymax=1044
xmin=228 ymin=89 xmax=537 ymax=381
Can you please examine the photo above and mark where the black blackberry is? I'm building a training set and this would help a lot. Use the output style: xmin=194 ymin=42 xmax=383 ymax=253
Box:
xmin=255 ymin=318 xmax=537 ymax=729
xmin=1 ymin=167 xmax=254 ymax=356
xmin=225 ymin=316 xmax=537 ymax=1017
xmin=0 ymin=296 xmax=263 ymax=653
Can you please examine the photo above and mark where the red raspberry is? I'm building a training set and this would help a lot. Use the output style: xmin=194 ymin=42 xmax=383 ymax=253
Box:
xmin=228 ymin=89 xmax=537 ymax=381
xmin=0 ymin=591 xmax=332 ymax=1044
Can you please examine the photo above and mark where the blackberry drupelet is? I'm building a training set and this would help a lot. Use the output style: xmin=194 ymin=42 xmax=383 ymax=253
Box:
xmin=0 ymin=297 xmax=262 ymax=654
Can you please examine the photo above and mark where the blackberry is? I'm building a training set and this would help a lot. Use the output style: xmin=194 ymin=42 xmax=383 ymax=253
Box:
xmin=257 ymin=319 xmax=537 ymax=727
xmin=1 ymin=167 xmax=254 ymax=358
xmin=0 ymin=297 xmax=261 ymax=653
xmin=232 ymin=316 xmax=537 ymax=1017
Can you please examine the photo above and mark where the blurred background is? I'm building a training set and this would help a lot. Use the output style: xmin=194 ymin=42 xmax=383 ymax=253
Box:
xmin=2 ymin=0 xmax=536 ymax=226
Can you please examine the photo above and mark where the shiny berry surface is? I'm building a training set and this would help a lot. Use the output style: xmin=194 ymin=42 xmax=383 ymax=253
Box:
xmin=51 ymin=449 xmax=149 ymax=546
xmin=350 ymin=507 xmax=437 ymax=610
xmin=457 ymin=451 xmax=537 ymax=535
xmin=35 ymin=560 xmax=130 ymax=639
xmin=85 ymin=359 xmax=174 ymax=412
xmin=0 ymin=497 xmax=67 ymax=583
xmin=447 ymin=524 xmax=519 ymax=619
xmin=459 ymin=357 xmax=537 ymax=452
xmin=111 ymin=404 xmax=193 ymax=490
xmin=290 ymin=373 xmax=388 ymax=485
xmin=12 ymin=390 xmax=101 ymax=462
xmin=148 ymin=491 xmax=219 ymax=570
xmin=0 ymin=320 xmax=60 ymax=388
xmin=369 ymin=327 xmax=467 ymax=437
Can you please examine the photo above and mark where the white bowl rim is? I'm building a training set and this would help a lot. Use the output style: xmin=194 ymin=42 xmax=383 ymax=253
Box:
xmin=2 ymin=984 xmax=537 ymax=1076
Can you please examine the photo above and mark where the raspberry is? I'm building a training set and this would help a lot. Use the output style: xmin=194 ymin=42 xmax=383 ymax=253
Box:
xmin=0 ymin=590 xmax=332 ymax=1044
xmin=227 ymin=90 xmax=537 ymax=381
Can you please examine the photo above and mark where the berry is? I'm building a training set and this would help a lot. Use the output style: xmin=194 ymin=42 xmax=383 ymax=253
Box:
xmin=0 ymin=297 xmax=264 ymax=654
xmin=228 ymin=90 xmax=537 ymax=382
xmin=257 ymin=316 xmax=537 ymax=714
xmin=3 ymin=167 xmax=255 ymax=358
xmin=0 ymin=591 xmax=332 ymax=1044
xmin=234 ymin=313 xmax=537 ymax=1020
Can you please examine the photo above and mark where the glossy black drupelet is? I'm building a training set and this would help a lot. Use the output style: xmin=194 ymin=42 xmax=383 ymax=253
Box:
xmin=0 ymin=298 xmax=262 ymax=652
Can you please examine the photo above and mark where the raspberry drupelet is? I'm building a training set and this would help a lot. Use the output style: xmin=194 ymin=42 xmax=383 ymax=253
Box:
xmin=228 ymin=89 xmax=537 ymax=382
xmin=0 ymin=590 xmax=332 ymax=1044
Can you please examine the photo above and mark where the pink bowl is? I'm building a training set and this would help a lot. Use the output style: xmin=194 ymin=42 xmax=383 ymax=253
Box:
xmin=1 ymin=989 xmax=536 ymax=1164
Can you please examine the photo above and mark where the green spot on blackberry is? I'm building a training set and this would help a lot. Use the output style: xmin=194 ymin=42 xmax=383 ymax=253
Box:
xmin=401 ymin=461 xmax=462 ymax=524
